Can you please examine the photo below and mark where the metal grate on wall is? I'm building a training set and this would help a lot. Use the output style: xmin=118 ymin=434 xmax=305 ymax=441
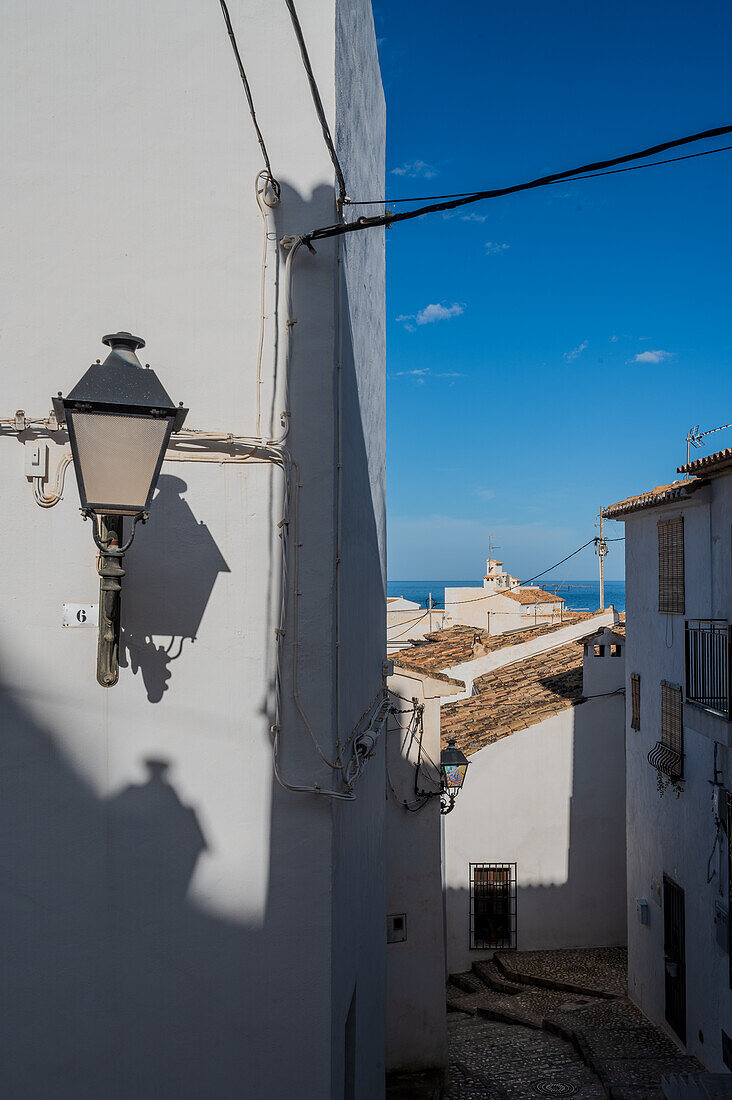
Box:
xmin=657 ymin=516 xmax=685 ymax=614
xmin=630 ymin=673 xmax=641 ymax=731
xmin=470 ymin=863 xmax=517 ymax=950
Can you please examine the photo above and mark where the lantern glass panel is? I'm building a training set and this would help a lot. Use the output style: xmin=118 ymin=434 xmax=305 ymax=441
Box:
xmin=71 ymin=411 xmax=171 ymax=514
xmin=442 ymin=762 xmax=468 ymax=792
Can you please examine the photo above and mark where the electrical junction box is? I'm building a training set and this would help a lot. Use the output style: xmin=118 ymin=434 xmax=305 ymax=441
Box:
xmin=715 ymin=901 xmax=729 ymax=952
xmin=637 ymin=899 xmax=649 ymax=925
xmin=387 ymin=914 xmax=407 ymax=943
xmin=24 ymin=439 xmax=48 ymax=477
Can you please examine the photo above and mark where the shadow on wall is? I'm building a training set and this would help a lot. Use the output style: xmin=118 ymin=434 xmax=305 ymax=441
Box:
xmin=0 ymin=180 xmax=386 ymax=1098
xmin=445 ymin=695 xmax=627 ymax=968
xmin=119 ymin=475 xmax=230 ymax=702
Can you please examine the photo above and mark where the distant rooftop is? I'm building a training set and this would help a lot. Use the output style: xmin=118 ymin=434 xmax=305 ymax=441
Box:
xmin=441 ymin=639 xmax=586 ymax=756
xmin=498 ymin=587 xmax=564 ymax=605
xmin=391 ymin=611 xmax=604 ymax=679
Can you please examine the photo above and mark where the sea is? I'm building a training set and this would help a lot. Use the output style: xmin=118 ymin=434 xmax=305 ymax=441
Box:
xmin=387 ymin=580 xmax=625 ymax=614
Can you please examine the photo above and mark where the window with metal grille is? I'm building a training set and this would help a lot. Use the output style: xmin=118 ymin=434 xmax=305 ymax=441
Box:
xmin=631 ymin=673 xmax=641 ymax=731
xmin=470 ymin=863 xmax=516 ymax=950
xmin=685 ymin=619 xmax=731 ymax=719
xmin=658 ymin=517 xmax=685 ymax=614
xmin=648 ymin=682 xmax=684 ymax=779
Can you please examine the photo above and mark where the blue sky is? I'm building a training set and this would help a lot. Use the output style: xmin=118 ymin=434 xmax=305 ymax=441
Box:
xmin=373 ymin=0 xmax=732 ymax=582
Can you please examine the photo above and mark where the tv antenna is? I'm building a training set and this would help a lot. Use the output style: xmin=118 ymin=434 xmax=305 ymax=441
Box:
xmin=685 ymin=421 xmax=732 ymax=467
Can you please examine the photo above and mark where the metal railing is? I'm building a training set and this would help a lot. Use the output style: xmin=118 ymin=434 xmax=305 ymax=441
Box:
xmin=648 ymin=741 xmax=684 ymax=780
xmin=685 ymin=619 xmax=731 ymax=719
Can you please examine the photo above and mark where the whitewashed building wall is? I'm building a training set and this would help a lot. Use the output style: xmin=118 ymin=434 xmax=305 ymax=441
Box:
xmin=0 ymin=2 xmax=386 ymax=1096
xmin=619 ymin=481 xmax=732 ymax=1072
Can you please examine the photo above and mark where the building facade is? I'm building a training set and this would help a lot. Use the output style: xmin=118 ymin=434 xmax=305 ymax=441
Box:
xmin=441 ymin=623 xmax=627 ymax=972
xmin=607 ymin=459 xmax=732 ymax=1073
xmin=0 ymin=2 xmax=386 ymax=1096
xmin=445 ymin=557 xmax=566 ymax=634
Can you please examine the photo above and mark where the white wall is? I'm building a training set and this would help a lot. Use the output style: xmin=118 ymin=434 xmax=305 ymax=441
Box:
xmin=387 ymin=606 xmax=446 ymax=650
xmin=385 ymin=669 xmax=459 ymax=1083
xmin=623 ymin=486 xmax=732 ymax=1071
xmin=0 ymin=2 xmax=385 ymax=1096
xmin=444 ymin=683 xmax=627 ymax=974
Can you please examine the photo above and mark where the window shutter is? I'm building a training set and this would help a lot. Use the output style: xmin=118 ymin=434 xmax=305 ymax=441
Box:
xmin=661 ymin=681 xmax=683 ymax=756
xmin=658 ymin=517 xmax=685 ymax=614
xmin=631 ymin=673 xmax=641 ymax=731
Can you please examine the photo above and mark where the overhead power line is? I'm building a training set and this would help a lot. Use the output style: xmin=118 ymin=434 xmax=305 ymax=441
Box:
xmin=283 ymin=0 xmax=347 ymax=205
xmin=301 ymin=123 xmax=732 ymax=245
xmin=218 ymin=0 xmax=280 ymax=195
xmin=346 ymin=142 xmax=732 ymax=206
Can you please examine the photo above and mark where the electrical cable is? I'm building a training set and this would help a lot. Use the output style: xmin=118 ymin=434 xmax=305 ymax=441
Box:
xmin=300 ymin=124 xmax=732 ymax=244
xmin=218 ymin=0 xmax=280 ymax=197
xmin=282 ymin=0 xmax=347 ymax=206
xmin=346 ymin=142 xmax=732 ymax=206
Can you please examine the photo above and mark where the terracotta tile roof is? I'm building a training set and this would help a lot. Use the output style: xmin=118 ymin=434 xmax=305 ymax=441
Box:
xmin=604 ymin=479 xmax=704 ymax=519
xmin=498 ymin=587 xmax=564 ymax=605
xmin=441 ymin=640 xmax=585 ymax=756
xmin=677 ymin=447 xmax=732 ymax=477
xmin=390 ymin=612 xmax=605 ymax=678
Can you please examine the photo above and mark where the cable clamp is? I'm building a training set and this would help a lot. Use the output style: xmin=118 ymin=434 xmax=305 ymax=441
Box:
xmin=274 ymin=628 xmax=285 ymax=638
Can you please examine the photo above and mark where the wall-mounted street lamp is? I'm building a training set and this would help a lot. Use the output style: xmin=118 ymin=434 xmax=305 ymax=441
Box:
xmin=53 ymin=332 xmax=187 ymax=688
xmin=439 ymin=738 xmax=470 ymax=815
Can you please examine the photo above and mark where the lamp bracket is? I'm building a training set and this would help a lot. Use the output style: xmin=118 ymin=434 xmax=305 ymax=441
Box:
xmin=90 ymin=511 xmax=146 ymax=555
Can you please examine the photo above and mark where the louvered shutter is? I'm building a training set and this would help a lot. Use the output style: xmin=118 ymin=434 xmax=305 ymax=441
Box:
xmin=661 ymin=681 xmax=683 ymax=756
xmin=658 ymin=517 xmax=685 ymax=614
xmin=631 ymin=673 xmax=641 ymax=731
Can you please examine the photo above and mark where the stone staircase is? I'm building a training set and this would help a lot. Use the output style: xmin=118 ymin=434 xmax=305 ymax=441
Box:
xmin=447 ymin=949 xmax=705 ymax=1099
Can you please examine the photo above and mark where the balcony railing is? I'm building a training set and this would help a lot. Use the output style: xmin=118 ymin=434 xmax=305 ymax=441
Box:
xmin=648 ymin=740 xmax=684 ymax=780
xmin=685 ymin=619 xmax=732 ymax=719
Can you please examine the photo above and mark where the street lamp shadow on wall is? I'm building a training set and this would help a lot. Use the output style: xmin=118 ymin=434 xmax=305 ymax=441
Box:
xmin=52 ymin=332 xmax=188 ymax=688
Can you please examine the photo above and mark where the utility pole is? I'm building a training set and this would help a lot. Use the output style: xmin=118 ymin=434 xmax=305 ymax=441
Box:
xmin=596 ymin=508 xmax=608 ymax=611
xmin=428 ymin=591 xmax=433 ymax=631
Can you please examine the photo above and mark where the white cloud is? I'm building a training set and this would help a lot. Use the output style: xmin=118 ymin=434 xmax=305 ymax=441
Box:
xmin=396 ymin=302 xmax=465 ymax=330
xmin=476 ymin=488 xmax=495 ymax=500
xmin=391 ymin=160 xmax=437 ymax=179
xmin=564 ymin=340 xmax=589 ymax=362
xmin=610 ymin=335 xmax=618 ymax=342
xmin=416 ymin=302 xmax=464 ymax=325
xmin=485 ymin=241 xmax=510 ymax=255
xmin=631 ymin=349 xmax=673 ymax=364
xmin=461 ymin=212 xmax=489 ymax=223
xmin=392 ymin=368 xmax=465 ymax=383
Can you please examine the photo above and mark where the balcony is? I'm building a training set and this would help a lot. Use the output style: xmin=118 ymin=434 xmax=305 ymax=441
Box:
xmin=685 ymin=619 xmax=731 ymax=720
xmin=647 ymin=740 xmax=683 ymax=780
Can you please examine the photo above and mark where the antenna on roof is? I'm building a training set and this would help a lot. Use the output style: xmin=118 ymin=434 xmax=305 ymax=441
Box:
xmin=488 ymin=533 xmax=501 ymax=561
xmin=685 ymin=421 xmax=732 ymax=467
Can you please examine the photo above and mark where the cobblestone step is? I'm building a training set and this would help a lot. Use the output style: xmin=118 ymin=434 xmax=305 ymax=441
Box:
xmin=494 ymin=948 xmax=626 ymax=1000
xmin=471 ymin=958 xmax=525 ymax=995
xmin=446 ymin=980 xmax=479 ymax=1015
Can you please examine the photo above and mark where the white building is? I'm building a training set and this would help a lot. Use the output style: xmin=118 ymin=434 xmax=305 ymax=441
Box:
xmin=445 ymin=557 xmax=566 ymax=634
xmin=384 ymin=662 xmax=462 ymax=1094
xmin=0 ymin=2 xmax=387 ymax=1097
xmin=392 ymin=610 xmax=625 ymax=974
xmin=606 ymin=454 xmax=732 ymax=1073
xmin=387 ymin=596 xmax=447 ymax=652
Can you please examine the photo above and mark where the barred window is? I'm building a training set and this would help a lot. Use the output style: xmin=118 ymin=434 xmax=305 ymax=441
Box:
xmin=661 ymin=681 xmax=683 ymax=756
xmin=470 ymin=863 xmax=516 ymax=950
xmin=631 ymin=673 xmax=641 ymax=731
xmin=658 ymin=517 xmax=685 ymax=614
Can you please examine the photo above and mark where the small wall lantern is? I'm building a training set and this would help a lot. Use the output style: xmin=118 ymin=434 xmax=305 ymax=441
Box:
xmin=440 ymin=738 xmax=470 ymax=814
xmin=53 ymin=332 xmax=187 ymax=688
